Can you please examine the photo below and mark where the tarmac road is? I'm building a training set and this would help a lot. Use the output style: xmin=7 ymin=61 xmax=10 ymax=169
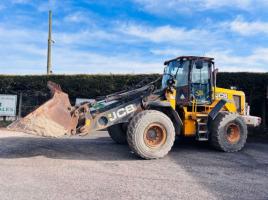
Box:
xmin=0 ymin=129 xmax=267 ymax=200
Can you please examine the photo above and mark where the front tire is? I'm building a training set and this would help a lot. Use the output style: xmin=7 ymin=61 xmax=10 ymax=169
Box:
xmin=210 ymin=112 xmax=248 ymax=152
xmin=127 ymin=110 xmax=175 ymax=159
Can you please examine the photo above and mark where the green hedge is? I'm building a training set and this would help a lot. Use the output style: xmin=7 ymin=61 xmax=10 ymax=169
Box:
xmin=0 ymin=73 xmax=267 ymax=126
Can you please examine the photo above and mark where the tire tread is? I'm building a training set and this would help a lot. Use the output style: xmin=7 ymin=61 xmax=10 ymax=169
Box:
xmin=127 ymin=110 xmax=175 ymax=159
xmin=210 ymin=112 xmax=247 ymax=152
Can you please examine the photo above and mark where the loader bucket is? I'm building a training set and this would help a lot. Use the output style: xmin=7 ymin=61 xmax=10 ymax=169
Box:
xmin=8 ymin=81 xmax=79 ymax=137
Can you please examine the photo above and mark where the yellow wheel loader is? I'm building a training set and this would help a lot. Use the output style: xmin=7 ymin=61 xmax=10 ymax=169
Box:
xmin=8 ymin=56 xmax=261 ymax=159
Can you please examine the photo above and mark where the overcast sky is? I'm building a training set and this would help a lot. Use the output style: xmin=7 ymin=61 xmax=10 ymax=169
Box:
xmin=0 ymin=0 xmax=268 ymax=74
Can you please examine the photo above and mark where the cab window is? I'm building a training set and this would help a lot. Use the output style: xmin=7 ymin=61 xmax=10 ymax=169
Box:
xmin=175 ymin=60 xmax=190 ymax=87
xmin=191 ymin=61 xmax=211 ymax=103
xmin=192 ymin=61 xmax=209 ymax=84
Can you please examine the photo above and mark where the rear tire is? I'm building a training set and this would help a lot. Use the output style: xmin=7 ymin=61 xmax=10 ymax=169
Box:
xmin=210 ymin=112 xmax=248 ymax=152
xmin=107 ymin=123 xmax=127 ymax=144
xmin=127 ymin=110 xmax=175 ymax=159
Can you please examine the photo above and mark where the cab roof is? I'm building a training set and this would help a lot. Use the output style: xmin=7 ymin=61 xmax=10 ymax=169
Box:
xmin=164 ymin=56 xmax=214 ymax=65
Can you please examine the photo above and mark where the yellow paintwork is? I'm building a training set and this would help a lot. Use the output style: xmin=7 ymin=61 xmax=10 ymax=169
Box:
xmin=183 ymin=118 xmax=196 ymax=136
xmin=214 ymin=87 xmax=245 ymax=115
xmin=165 ymin=86 xmax=246 ymax=137
xmin=85 ymin=119 xmax=91 ymax=126
xmin=165 ymin=88 xmax=176 ymax=110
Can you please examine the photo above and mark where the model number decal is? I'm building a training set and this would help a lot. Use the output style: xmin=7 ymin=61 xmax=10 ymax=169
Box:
xmin=107 ymin=104 xmax=136 ymax=122
xmin=216 ymin=93 xmax=228 ymax=99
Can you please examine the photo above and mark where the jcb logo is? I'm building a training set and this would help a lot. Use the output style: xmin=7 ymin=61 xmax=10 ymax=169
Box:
xmin=107 ymin=104 xmax=136 ymax=122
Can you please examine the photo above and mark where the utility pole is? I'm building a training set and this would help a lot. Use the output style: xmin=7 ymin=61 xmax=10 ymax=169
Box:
xmin=47 ymin=10 xmax=52 ymax=75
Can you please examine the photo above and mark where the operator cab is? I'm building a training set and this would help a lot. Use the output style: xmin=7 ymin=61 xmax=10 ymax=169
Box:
xmin=162 ymin=56 xmax=215 ymax=105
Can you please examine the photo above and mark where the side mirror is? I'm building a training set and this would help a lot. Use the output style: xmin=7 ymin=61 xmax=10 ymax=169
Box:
xmin=213 ymin=68 xmax=219 ymax=76
xmin=196 ymin=60 xmax=203 ymax=69
xmin=167 ymin=78 xmax=175 ymax=88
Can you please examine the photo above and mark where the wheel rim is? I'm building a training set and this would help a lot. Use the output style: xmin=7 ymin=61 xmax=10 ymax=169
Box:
xmin=226 ymin=123 xmax=241 ymax=144
xmin=144 ymin=123 xmax=167 ymax=148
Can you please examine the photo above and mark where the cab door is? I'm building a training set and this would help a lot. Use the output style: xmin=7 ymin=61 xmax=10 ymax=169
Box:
xmin=190 ymin=61 xmax=212 ymax=104
xmin=175 ymin=60 xmax=191 ymax=105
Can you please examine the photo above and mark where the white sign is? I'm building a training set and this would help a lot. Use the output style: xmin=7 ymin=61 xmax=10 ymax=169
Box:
xmin=75 ymin=98 xmax=95 ymax=106
xmin=0 ymin=95 xmax=17 ymax=116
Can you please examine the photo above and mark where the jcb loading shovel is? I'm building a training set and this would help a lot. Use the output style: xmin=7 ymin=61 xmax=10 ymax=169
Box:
xmin=6 ymin=56 xmax=263 ymax=159
xmin=8 ymin=81 xmax=79 ymax=137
